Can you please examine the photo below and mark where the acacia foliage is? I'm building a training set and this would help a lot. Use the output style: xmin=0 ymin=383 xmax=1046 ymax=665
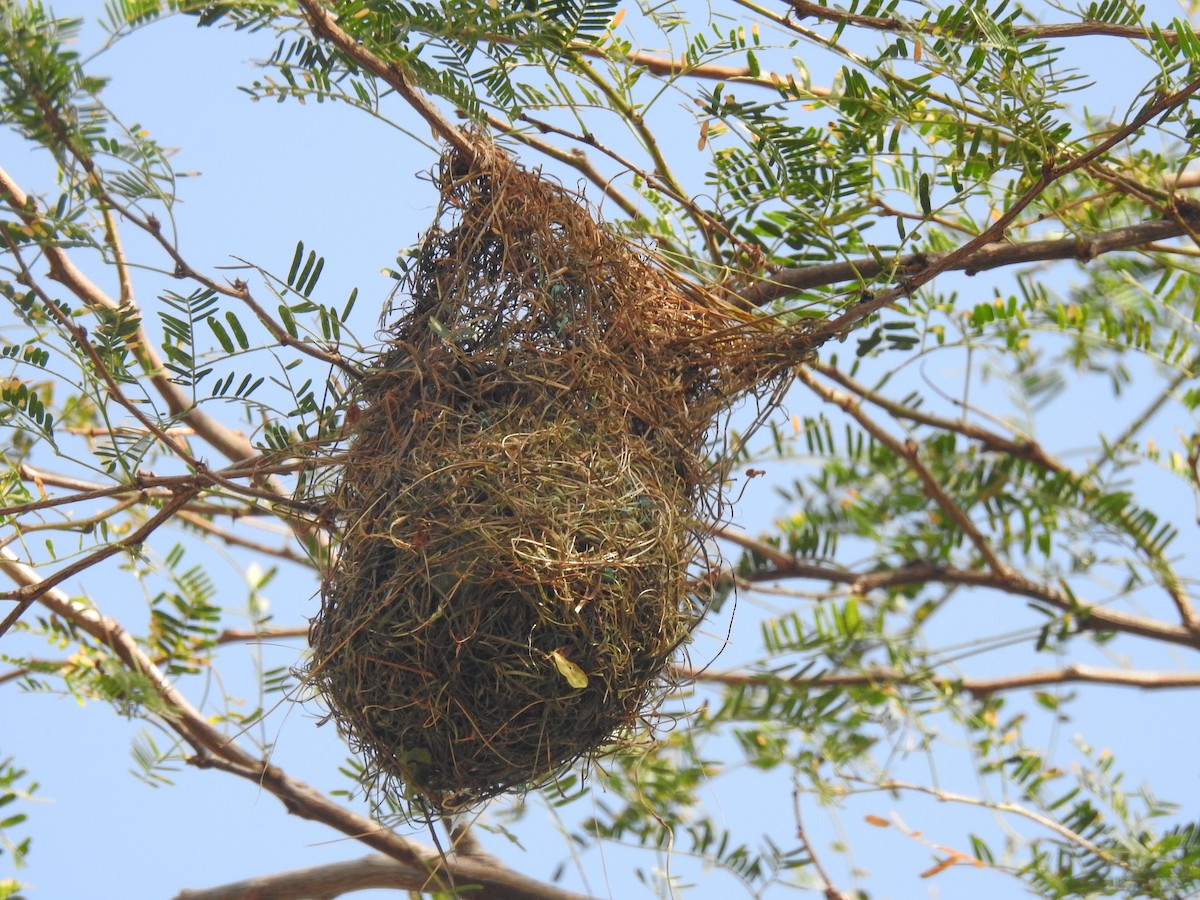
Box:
xmin=2 ymin=1 xmax=1200 ymax=898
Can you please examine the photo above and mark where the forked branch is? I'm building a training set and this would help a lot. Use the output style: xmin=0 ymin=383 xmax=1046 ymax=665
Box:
xmin=714 ymin=527 xmax=1200 ymax=651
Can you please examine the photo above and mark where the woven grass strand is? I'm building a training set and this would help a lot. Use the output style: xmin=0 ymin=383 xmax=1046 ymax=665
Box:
xmin=306 ymin=142 xmax=809 ymax=814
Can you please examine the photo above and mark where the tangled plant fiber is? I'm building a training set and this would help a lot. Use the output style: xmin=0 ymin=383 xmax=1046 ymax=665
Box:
xmin=307 ymin=141 xmax=810 ymax=813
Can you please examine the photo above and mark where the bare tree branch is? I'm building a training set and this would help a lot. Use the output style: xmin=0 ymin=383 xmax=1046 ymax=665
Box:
xmin=738 ymin=216 xmax=1195 ymax=307
xmin=173 ymin=852 xmax=598 ymax=900
xmin=713 ymin=527 xmax=1200 ymax=651
xmin=685 ymin=663 xmax=1200 ymax=697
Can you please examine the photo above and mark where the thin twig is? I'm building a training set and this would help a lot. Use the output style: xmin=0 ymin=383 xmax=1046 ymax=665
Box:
xmin=485 ymin=30 xmax=832 ymax=95
xmin=804 ymin=364 xmax=1200 ymax=635
xmin=784 ymin=0 xmax=1194 ymax=45
xmin=810 ymin=361 xmax=1067 ymax=474
xmin=0 ymin=625 xmax=309 ymax=688
xmin=745 ymin=558 xmax=1200 ymax=650
xmin=792 ymin=789 xmax=851 ymax=900
xmin=8 ymin=462 xmax=318 ymax=519
xmin=1097 ymin=363 xmax=1198 ymax=467
xmin=2 ymin=232 xmax=206 ymax=470
xmin=566 ymin=54 xmax=722 ymax=263
xmin=709 ymin=526 xmax=1200 ymax=649
xmin=796 ymin=366 xmax=1011 ymax=574
xmin=0 ymin=494 xmax=143 ymax=551
xmin=176 ymin=510 xmax=313 ymax=565
xmin=0 ymin=490 xmax=195 ymax=637
xmin=862 ymin=778 xmax=1135 ymax=872
xmin=0 ymin=165 xmax=260 ymax=467
xmin=685 ymin=663 xmax=1200 ymax=697
xmin=485 ymin=114 xmax=643 ymax=221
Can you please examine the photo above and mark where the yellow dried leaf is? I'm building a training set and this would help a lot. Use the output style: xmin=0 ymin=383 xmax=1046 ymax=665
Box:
xmin=920 ymin=857 xmax=957 ymax=879
xmin=549 ymin=650 xmax=589 ymax=689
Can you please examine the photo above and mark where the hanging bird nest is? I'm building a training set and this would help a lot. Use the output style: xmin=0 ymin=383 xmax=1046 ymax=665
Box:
xmin=306 ymin=140 xmax=810 ymax=813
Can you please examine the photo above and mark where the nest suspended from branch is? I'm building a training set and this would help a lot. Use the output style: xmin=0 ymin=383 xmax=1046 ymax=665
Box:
xmin=306 ymin=141 xmax=811 ymax=813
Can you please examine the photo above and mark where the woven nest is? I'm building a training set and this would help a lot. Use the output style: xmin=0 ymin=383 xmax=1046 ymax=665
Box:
xmin=306 ymin=141 xmax=809 ymax=813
